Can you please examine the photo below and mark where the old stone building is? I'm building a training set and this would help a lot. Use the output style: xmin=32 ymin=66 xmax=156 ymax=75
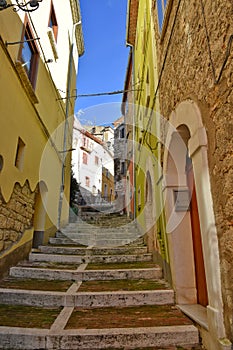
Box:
xmin=125 ymin=0 xmax=233 ymax=348
xmin=152 ymin=0 xmax=233 ymax=348
xmin=0 ymin=0 xmax=84 ymax=277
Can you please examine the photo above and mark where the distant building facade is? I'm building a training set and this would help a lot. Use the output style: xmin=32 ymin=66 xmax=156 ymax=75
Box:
xmin=72 ymin=119 xmax=114 ymax=206
xmin=113 ymin=116 xmax=127 ymax=213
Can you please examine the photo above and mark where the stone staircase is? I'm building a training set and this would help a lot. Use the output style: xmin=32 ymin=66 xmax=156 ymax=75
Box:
xmin=56 ymin=214 xmax=142 ymax=247
xmin=0 ymin=214 xmax=201 ymax=349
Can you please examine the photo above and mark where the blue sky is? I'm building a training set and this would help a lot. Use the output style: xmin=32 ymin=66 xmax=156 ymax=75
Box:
xmin=75 ymin=0 xmax=130 ymax=126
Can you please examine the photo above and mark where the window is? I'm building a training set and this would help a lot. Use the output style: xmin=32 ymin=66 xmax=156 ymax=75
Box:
xmin=104 ymin=184 xmax=108 ymax=198
xmin=15 ymin=137 xmax=25 ymax=171
xmin=157 ymin=0 xmax=167 ymax=32
xmin=120 ymin=161 xmax=125 ymax=175
xmin=95 ymin=156 xmax=99 ymax=166
xmin=48 ymin=3 xmax=58 ymax=41
xmin=85 ymin=176 xmax=90 ymax=187
xmin=145 ymin=172 xmax=152 ymax=203
xmin=138 ymin=187 xmax=142 ymax=209
xmin=120 ymin=127 xmax=125 ymax=139
xmin=0 ymin=155 xmax=3 ymax=172
xmin=18 ymin=21 xmax=39 ymax=88
xmin=82 ymin=152 xmax=88 ymax=164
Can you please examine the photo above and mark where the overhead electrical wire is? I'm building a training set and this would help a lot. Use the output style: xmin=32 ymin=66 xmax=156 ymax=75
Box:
xmin=56 ymin=88 xmax=142 ymax=100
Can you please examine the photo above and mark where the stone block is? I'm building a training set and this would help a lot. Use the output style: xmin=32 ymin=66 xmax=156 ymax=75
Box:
xmin=10 ymin=232 xmax=19 ymax=242
xmin=0 ymin=214 xmax=7 ymax=227
xmin=0 ymin=241 xmax=4 ymax=252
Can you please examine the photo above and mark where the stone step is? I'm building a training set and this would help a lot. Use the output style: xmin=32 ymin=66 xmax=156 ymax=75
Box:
xmin=28 ymin=253 xmax=153 ymax=264
xmin=58 ymin=229 xmax=141 ymax=237
xmin=39 ymin=245 xmax=148 ymax=256
xmin=59 ymin=230 xmax=141 ymax=240
xmin=75 ymin=224 xmax=138 ymax=229
xmin=0 ymin=325 xmax=199 ymax=349
xmin=49 ymin=237 xmax=141 ymax=247
xmin=49 ymin=237 xmax=86 ymax=246
xmin=0 ymin=289 xmax=174 ymax=308
xmin=61 ymin=220 xmax=138 ymax=232
xmin=61 ymin=222 xmax=140 ymax=232
xmin=10 ymin=267 xmax=162 ymax=281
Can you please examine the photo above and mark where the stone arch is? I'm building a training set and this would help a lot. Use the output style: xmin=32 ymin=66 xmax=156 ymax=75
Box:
xmin=32 ymin=181 xmax=48 ymax=249
xmin=163 ymin=100 xmax=226 ymax=345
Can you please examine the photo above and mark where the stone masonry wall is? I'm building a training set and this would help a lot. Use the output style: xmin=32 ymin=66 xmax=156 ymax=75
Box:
xmin=0 ymin=182 xmax=35 ymax=254
xmin=152 ymin=0 xmax=233 ymax=339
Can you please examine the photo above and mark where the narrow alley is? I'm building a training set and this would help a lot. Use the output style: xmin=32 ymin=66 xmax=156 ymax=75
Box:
xmin=0 ymin=211 xmax=201 ymax=349
xmin=0 ymin=0 xmax=232 ymax=349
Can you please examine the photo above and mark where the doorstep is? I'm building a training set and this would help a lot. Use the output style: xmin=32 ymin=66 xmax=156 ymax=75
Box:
xmin=178 ymin=304 xmax=208 ymax=330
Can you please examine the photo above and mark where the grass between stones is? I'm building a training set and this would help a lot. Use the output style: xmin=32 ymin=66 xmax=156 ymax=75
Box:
xmin=0 ymin=304 xmax=61 ymax=328
xmin=78 ymin=279 xmax=170 ymax=292
xmin=66 ymin=305 xmax=193 ymax=329
xmin=0 ymin=277 xmax=73 ymax=292
xmin=86 ymin=261 xmax=158 ymax=270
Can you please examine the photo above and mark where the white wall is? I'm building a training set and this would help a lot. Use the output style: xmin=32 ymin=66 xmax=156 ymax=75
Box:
xmin=72 ymin=119 xmax=114 ymax=196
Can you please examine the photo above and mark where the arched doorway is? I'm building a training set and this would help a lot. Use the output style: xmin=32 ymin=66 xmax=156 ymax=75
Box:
xmin=167 ymin=124 xmax=208 ymax=307
xmin=186 ymin=154 xmax=208 ymax=306
xmin=163 ymin=100 xmax=226 ymax=345
xmin=32 ymin=182 xmax=48 ymax=249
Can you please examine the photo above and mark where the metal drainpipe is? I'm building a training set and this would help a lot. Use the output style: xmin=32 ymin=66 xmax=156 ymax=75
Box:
xmin=57 ymin=21 xmax=81 ymax=230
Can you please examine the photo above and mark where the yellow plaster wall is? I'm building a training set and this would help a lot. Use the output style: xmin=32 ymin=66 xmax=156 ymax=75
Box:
xmin=131 ymin=0 xmax=169 ymax=263
xmin=0 ymin=2 xmax=78 ymax=269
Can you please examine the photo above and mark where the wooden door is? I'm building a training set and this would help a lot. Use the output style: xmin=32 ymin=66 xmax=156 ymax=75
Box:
xmin=186 ymin=157 xmax=208 ymax=306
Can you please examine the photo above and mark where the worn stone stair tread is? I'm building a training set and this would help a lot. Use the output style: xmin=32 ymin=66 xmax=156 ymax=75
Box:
xmin=28 ymin=252 xmax=153 ymax=264
xmin=10 ymin=266 xmax=162 ymax=281
xmin=49 ymin=237 xmax=142 ymax=247
xmin=49 ymin=236 xmax=146 ymax=248
xmin=0 ymin=288 xmax=174 ymax=307
xmin=39 ymin=245 xmax=148 ymax=256
xmin=0 ymin=325 xmax=199 ymax=349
